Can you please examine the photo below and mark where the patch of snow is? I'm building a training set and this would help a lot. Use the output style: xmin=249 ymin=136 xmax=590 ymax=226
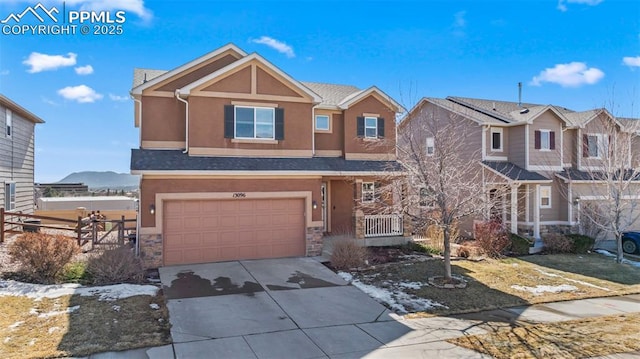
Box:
xmin=337 ymin=272 xmax=353 ymax=282
xmin=112 ymin=305 xmax=121 ymax=312
xmin=28 ymin=339 xmax=36 ymax=345
xmin=48 ymin=327 xmax=60 ymax=334
xmin=511 ymin=284 xmax=578 ymax=295
xmin=535 ymin=269 xmax=560 ymax=277
xmin=0 ymin=280 xmax=159 ymax=301
xmin=536 ymin=268 xmax=610 ymax=291
xmin=595 ymin=250 xmax=640 ymax=268
xmin=149 ymin=303 xmax=160 ymax=310
xmin=398 ymin=282 xmax=426 ymax=290
xmin=8 ymin=321 xmax=24 ymax=330
xmin=37 ymin=305 xmax=80 ymax=318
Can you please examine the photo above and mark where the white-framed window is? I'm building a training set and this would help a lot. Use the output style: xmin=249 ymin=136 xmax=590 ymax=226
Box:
xmin=585 ymin=133 xmax=607 ymax=159
xmin=234 ymin=106 xmax=275 ymax=139
xmin=426 ymin=137 xmax=435 ymax=156
xmin=364 ymin=116 xmax=378 ymax=138
xmin=539 ymin=186 xmax=551 ymax=209
xmin=5 ymin=109 xmax=12 ymax=138
xmin=4 ymin=182 xmax=16 ymax=210
xmin=419 ymin=187 xmax=435 ymax=208
xmin=540 ymin=130 xmax=551 ymax=150
xmin=315 ymin=115 xmax=330 ymax=131
xmin=362 ymin=182 xmax=375 ymax=203
xmin=491 ymin=128 xmax=503 ymax=152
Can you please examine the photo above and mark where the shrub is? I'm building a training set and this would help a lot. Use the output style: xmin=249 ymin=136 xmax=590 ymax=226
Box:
xmin=86 ymin=245 xmax=144 ymax=285
xmin=61 ymin=261 xmax=89 ymax=283
xmin=330 ymin=240 xmax=368 ymax=270
xmin=566 ymin=234 xmax=595 ymax=254
xmin=474 ymin=221 xmax=511 ymax=258
xmin=408 ymin=242 xmax=441 ymax=255
xmin=542 ymin=233 xmax=573 ymax=253
xmin=8 ymin=233 xmax=80 ymax=284
xmin=510 ymin=233 xmax=533 ymax=256
xmin=456 ymin=246 xmax=471 ymax=258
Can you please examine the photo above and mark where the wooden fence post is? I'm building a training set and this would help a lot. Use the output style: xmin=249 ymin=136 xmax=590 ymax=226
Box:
xmin=77 ymin=216 xmax=82 ymax=246
xmin=1 ymin=208 xmax=5 ymax=243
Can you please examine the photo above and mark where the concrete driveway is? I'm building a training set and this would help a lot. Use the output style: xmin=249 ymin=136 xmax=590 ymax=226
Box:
xmin=158 ymin=257 xmax=488 ymax=358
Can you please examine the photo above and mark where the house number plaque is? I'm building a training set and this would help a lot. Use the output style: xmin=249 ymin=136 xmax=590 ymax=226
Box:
xmin=232 ymin=192 xmax=246 ymax=198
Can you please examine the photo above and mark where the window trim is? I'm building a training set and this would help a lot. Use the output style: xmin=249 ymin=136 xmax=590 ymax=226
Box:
xmin=314 ymin=114 xmax=331 ymax=132
xmin=539 ymin=185 xmax=552 ymax=209
xmin=539 ymin=129 xmax=551 ymax=151
xmin=364 ymin=116 xmax=378 ymax=139
xmin=4 ymin=182 xmax=16 ymax=211
xmin=586 ymin=133 xmax=605 ymax=159
xmin=234 ymin=105 xmax=275 ymax=140
xmin=426 ymin=137 xmax=435 ymax=156
xmin=490 ymin=128 xmax=503 ymax=152
xmin=362 ymin=182 xmax=375 ymax=203
xmin=5 ymin=108 xmax=12 ymax=138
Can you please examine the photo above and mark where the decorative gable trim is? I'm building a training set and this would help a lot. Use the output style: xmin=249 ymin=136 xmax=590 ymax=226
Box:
xmin=338 ymin=86 xmax=404 ymax=112
xmin=131 ymin=43 xmax=247 ymax=95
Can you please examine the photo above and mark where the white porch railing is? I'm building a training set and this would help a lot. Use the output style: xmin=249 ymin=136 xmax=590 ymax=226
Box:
xmin=364 ymin=214 xmax=403 ymax=238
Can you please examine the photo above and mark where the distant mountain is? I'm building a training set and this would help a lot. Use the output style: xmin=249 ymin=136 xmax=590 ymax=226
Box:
xmin=58 ymin=171 xmax=140 ymax=190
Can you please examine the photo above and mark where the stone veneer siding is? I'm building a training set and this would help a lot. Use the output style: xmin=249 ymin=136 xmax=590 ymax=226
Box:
xmin=306 ymin=226 xmax=324 ymax=256
xmin=517 ymin=224 xmax=576 ymax=238
xmin=139 ymin=233 xmax=163 ymax=269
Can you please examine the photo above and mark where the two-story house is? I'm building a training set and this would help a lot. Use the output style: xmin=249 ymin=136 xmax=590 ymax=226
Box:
xmin=401 ymin=96 xmax=640 ymax=242
xmin=130 ymin=44 xmax=403 ymax=267
xmin=1 ymin=95 xmax=44 ymax=215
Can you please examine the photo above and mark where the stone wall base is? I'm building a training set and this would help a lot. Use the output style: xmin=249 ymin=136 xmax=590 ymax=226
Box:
xmin=139 ymin=233 xmax=163 ymax=269
xmin=306 ymin=226 xmax=324 ymax=256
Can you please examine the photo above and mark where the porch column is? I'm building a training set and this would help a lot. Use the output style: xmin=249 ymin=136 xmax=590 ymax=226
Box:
xmin=533 ymin=184 xmax=541 ymax=239
xmin=510 ymin=184 xmax=518 ymax=234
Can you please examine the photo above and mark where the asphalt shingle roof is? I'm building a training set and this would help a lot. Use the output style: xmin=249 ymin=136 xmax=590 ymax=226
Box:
xmin=131 ymin=149 xmax=402 ymax=173
xmin=482 ymin=161 xmax=550 ymax=181
xmin=300 ymin=82 xmax=361 ymax=107
xmin=132 ymin=68 xmax=168 ymax=88
xmin=558 ymin=169 xmax=640 ymax=182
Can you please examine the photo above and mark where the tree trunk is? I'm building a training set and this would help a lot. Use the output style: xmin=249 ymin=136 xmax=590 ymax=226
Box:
xmin=443 ymin=226 xmax=452 ymax=281
xmin=616 ymin=232 xmax=624 ymax=264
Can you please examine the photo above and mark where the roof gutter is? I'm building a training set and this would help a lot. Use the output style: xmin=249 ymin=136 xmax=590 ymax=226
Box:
xmin=175 ymin=90 xmax=189 ymax=154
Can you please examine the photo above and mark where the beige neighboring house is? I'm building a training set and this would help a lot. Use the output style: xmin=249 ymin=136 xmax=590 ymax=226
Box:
xmin=130 ymin=43 xmax=404 ymax=267
xmin=401 ymin=96 xmax=640 ymax=243
xmin=0 ymin=95 xmax=44 ymax=214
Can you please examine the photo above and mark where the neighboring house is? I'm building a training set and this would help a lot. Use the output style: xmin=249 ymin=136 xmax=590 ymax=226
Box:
xmin=130 ymin=43 xmax=403 ymax=267
xmin=0 ymin=95 xmax=44 ymax=214
xmin=401 ymin=96 xmax=640 ymax=241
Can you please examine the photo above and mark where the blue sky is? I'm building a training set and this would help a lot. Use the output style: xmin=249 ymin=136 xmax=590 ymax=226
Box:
xmin=1 ymin=0 xmax=639 ymax=182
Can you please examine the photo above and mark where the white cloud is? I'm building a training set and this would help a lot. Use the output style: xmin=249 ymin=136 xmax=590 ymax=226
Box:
xmin=251 ymin=36 xmax=295 ymax=58
xmin=622 ymin=56 xmax=640 ymax=68
xmin=23 ymin=52 xmax=77 ymax=73
xmin=42 ymin=97 xmax=59 ymax=106
xmin=74 ymin=65 xmax=93 ymax=75
xmin=451 ymin=11 xmax=466 ymax=37
xmin=530 ymin=62 xmax=604 ymax=87
xmin=0 ymin=70 xmax=9 ymax=76
xmin=109 ymin=93 xmax=129 ymax=101
xmin=61 ymin=0 xmax=152 ymax=21
xmin=557 ymin=0 xmax=603 ymax=12
xmin=57 ymin=85 xmax=103 ymax=103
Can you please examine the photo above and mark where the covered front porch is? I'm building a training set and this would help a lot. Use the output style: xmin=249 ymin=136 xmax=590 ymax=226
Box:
xmin=482 ymin=162 xmax=560 ymax=245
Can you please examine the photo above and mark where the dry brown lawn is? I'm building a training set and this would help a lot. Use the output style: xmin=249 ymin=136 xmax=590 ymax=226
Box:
xmin=449 ymin=313 xmax=640 ymax=358
xmin=0 ymin=293 xmax=171 ymax=359
xmin=349 ymin=253 xmax=640 ymax=316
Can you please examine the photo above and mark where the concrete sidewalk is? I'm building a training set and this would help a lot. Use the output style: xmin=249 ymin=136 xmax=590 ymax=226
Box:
xmin=86 ymin=293 xmax=640 ymax=359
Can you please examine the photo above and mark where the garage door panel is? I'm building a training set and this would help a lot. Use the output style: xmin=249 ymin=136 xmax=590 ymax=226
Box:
xmin=163 ymin=198 xmax=306 ymax=265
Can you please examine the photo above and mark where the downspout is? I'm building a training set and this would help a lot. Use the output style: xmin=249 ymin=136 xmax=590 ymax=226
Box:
xmin=175 ymin=90 xmax=189 ymax=154
xmin=311 ymin=105 xmax=318 ymax=156
xmin=131 ymin=96 xmax=142 ymax=147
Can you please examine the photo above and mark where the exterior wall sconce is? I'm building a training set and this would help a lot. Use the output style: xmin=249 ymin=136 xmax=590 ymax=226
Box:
xmin=149 ymin=204 xmax=156 ymax=215
xmin=312 ymin=200 xmax=318 ymax=210
xmin=573 ymin=198 xmax=580 ymax=205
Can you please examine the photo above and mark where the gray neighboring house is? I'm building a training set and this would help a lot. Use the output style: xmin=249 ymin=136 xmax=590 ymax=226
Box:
xmin=0 ymin=95 xmax=44 ymax=214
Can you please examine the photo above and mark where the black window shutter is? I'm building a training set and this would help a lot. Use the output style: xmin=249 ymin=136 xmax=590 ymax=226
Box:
xmin=534 ymin=130 xmax=541 ymax=149
xmin=275 ymin=108 xmax=284 ymax=140
xmin=582 ymin=134 xmax=589 ymax=157
xmin=356 ymin=117 xmax=365 ymax=137
xmin=224 ymin=105 xmax=234 ymax=139
xmin=377 ymin=118 xmax=385 ymax=137
xmin=550 ymin=131 xmax=556 ymax=150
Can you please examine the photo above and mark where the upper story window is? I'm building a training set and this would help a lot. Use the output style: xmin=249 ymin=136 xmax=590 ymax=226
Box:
xmin=357 ymin=116 xmax=385 ymax=139
xmin=4 ymin=182 xmax=16 ymax=210
xmin=5 ymin=109 xmax=12 ymax=138
xmin=426 ymin=137 xmax=435 ymax=156
xmin=534 ymin=130 xmax=555 ymax=151
xmin=224 ymin=105 xmax=284 ymax=141
xmin=539 ymin=186 xmax=551 ymax=209
xmin=583 ymin=134 xmax=607 ymax=159
xmin=362 ymin=182 xmax=375 ymax=203
xmin=315 ymin=115 xmax=330 ymax=131
xmin=491 ymin=128 xmax=502 ymax=152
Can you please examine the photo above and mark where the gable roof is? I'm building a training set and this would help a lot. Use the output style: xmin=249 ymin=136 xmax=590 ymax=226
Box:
xmin=132 ymin=68 xmax=167 ymax=88
xmin=130 ymin=43 xmax=247 ymax=95
xmin=301 ymin=82 xmax=360 ymax=107
xmin=0 ymin=94 xmax=45 ymax=124
xmin=177 ymin=53 xmax=322 ymax=103
xmin=338 ymin=86 xmax=404 ymax=112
